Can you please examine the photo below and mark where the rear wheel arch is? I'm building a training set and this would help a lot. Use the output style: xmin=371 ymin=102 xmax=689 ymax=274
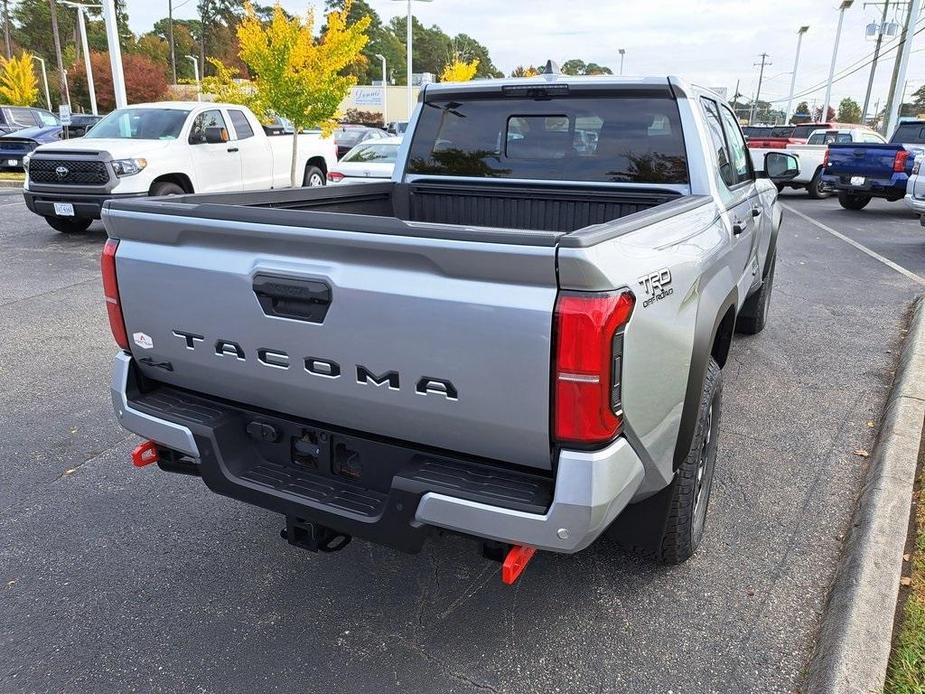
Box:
xmin=149 ymin=173 xmax=194 ymax=195
xmin=306 ymin=156 xmax=328 ymax=177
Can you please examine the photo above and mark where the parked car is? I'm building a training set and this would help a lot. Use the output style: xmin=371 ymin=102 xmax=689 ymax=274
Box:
xmin=749 ymin=127 xmax=886 ymax=198
xmin=333 ymin=125 xmax=388 ymax=158
xmin=903 ymin=153 xmax=925 ymax=221
xmin=0 ymin=105 xmax=59 ymax=135
xmin=745 ymin=125 xmax=796 ymax=149
xmin=326 ymin=136 xmax=401 ymax=183
xmin=22 ymin=101 xmax=337 ymax=234
xmin=822 ymin=120 xmax=925 ymax=210
xmin=385 ymin=121 xmax=408 ymax=136
xmin=0 ymin=125 xmax=64 ymax=170
xmin=101 ymin=74 xmax=798 ymax=581
xmin=64 ymin=114 xmax=104 ymax=138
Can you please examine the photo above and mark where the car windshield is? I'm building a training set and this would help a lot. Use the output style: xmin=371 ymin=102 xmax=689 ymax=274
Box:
xmin=84 ymin=108 xmax=190 ymax=140
xmin=334 ymin=129 xmax=368 ymax=144
xmin=342 ymin=142 xmax=400 ymax=163
xmin=407 ymin=95 xmax=689 ymax=184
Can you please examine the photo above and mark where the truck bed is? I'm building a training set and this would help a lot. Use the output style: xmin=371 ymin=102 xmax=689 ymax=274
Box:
xmin=105 ymin=180 xmax=705 ymax=248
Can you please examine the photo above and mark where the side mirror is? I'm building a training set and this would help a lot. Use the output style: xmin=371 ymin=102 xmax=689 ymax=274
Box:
xmin=204 ymin=127 xmax=228 ymax=144
xmin=763 ymin=151 xmax=800 ymax=181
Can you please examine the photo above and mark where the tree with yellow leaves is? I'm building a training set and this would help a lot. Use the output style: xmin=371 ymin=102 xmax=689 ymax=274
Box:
xmin=440 ymin=54 xmax=479 ymax=83
xmin=0 ymin=52 xmax=39 ymax=106
xmin=233 ymin=1 xmax=370 ymax=186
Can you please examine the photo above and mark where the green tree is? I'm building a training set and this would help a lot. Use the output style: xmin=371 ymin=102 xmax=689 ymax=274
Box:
xmin=837 ymin=97 xmax=862 ymax=124
xmin=0 ymin=51 xmax=38 ymax=105
xmin=561 ymin=58 xmax=612 ymax=76
xmin=149 ymin=19 xmax=200 ymax=80
xmin=197 ymin=0 xmax=243 ymax=75
xmin=910 ymin=84 xmax=925 ymax=112
xmin=790 ymin=100 xmax=811 ymax=124
xmin=450 ymin=34 xmax=501 ymax=78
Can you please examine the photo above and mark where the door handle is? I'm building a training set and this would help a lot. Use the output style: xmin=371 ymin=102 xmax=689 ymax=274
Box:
xmin=253 ymin=274 xmax=332 ymax=323
xmin=751 ymin=207 xmax=762 ymax=218
xmin=227 ymin=146 xmax=239 ymax=153
xmin=732 ymin=219 xmax=745 ymax=236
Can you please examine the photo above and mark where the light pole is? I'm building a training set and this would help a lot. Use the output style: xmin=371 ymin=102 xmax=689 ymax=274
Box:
xmin=101 ymin=0 xmax=126 ymax=108
xmin=375 ymin=53 xmax=388 ymax=125
xmin=618 ymin=48 xmax=625 ymax=76
xmin=32 ymin=55 xmax=51 ymax=111
xmin=784 ymin=26 xmax=809 ymax=124
xmin=885 ymin=0 xmax=923 ymax=136
xmin=822 ymin=0 xmax=854 ymax=123
xmin=61 ymin=1 xmax=100 ymax=115
xmin=186 ymin=55 xmax=200 ymax=101
xmin=862 ymin=1 xmax=891 ymax=124
xmin=392 ymin=0 xmax=433 ymax=120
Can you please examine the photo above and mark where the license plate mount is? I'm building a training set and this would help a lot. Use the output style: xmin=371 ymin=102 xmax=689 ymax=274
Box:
xmin=53 ymin=202 xmax=75 ymax=217
xmin=850 ymin=176 xmax=866 ymax=187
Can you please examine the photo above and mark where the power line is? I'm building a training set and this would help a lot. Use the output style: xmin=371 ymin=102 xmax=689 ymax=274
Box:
xmin=768 ymin=18 xmax=925 ymax=103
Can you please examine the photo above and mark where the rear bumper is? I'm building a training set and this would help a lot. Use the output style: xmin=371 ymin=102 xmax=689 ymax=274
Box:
xmin=111 ymin=352 xmax=645 ymax=554
xmin=905 ymin=194 xmax=925 ymax=222
xmin=822 ymin=172 xmax=908 ymax=199
xmin=24 ymin=189 xmax=148 ymax=220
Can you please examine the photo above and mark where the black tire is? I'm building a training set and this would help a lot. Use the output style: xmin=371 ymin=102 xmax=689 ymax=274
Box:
xmin=150 ymin=181 xmax=185 ymax=196
xmin=609 ymin=358 xmax=724 ymax=565
xmin=44 ymin=216 xmax=92 ymax=234
xmin=806 ymin=168 xmax=830 ymax=200
xmin=736 ymin=252 xmax=776 ymax=335
xmin=303 ymin=165 xmax=325 ymax=187
xmin=838 ymin=191 xmax=872 ymax=210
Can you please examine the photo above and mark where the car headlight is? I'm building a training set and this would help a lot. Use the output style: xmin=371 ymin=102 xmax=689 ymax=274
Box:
xmin=22 ymin=154 xmax=30 ymax=171
xmin=111 ymin=158 xmax=147 ymax=176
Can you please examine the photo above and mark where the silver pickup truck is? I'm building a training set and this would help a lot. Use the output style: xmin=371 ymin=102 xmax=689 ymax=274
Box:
xmin=102 ymin=72 xmax=797 ymax=579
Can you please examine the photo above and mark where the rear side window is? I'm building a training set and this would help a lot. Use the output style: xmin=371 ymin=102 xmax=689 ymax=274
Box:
xmin=406 ymin=95 xmax=689 ymax=184
xmin=891 ymin=123 xmax=925 ymax=144
xmin=719 ymin=106 xmax=751 ymax=183
xmin=228 ymin=110 xmax=254 ymax=139
xmin=701 ymin=98 xmax=735 ymax=187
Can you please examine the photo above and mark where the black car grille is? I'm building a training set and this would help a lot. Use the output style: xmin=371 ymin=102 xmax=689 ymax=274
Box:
xmin=29 ymin=158 xmax=108 ymax=185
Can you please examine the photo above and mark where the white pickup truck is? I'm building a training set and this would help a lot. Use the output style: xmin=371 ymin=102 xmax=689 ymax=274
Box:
xmin=22 ymin=102 xmax=338 ymax=233
xmin=749 ymin=127 xmax=885 ymax=198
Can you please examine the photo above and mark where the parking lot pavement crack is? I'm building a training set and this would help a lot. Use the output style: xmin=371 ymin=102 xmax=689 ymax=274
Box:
xmin=51 ymin=433 xmax=135 ymax=482
xmin=0 ymin=276 xmax=98 ymax=310
xmin=389 ymin=633 xmax=501 ymax=693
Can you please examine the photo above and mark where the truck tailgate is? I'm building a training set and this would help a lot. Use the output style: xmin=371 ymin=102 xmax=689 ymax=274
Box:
xmin=105 ymin=207 xmax=559 ymax=470
xmin=825 ymin=143 xmax=903 ymax=178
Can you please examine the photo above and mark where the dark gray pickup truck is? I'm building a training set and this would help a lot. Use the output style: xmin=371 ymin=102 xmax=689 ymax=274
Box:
xmin=101 ymin=72 xmax=796 ymax=581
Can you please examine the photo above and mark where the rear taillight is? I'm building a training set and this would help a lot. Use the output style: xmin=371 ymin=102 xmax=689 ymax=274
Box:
xmin=327 ymin=171 xmax=345 ymax=182
xmin=823 ymin=149 xmax=830 ymax=167
xmin=101 ymin=238 xmax=129 ymax=350
xmin=894 ymin=149 xmax=909 ymax=173
xmin=553 ymin=290 xmax=635 ymax=446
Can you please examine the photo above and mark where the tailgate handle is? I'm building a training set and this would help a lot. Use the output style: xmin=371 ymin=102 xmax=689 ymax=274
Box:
xmin=253 ymin=274 xmax=332 ymax=323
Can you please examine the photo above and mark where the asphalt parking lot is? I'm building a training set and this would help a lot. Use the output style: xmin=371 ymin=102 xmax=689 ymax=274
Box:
xmin=1 ymin=188 xmax=923 ymax=694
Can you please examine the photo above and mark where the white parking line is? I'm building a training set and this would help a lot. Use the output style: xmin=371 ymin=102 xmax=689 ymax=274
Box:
xmin=781 ymin=203 xmax=925 ymax=287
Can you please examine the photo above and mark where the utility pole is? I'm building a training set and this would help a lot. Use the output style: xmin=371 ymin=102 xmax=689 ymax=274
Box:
xmin=2 ymin=0 xmax=11 ymax=59
xmin=862 ymin=0 xmax=891 ymax=124
xmin=749 ymin=53 xmax=771 ymax=124
xmin=731 ymin=78 xmax=740 ymax=116
xmin=822 ymin=0 xmax=854 ymax=123
xmin=169 ymin=0 xmax=176 ymax=84
xmin=784 ymin=26 xmax=810 ymax=124
xmin=885 ymin=0 xmax=922 ymax=136
xmin=48 ymin=0 xmax=70 ymax=107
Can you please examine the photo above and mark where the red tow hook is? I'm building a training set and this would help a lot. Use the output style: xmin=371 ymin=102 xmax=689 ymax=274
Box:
xmin=131 ymin=440 xmax=160 ymax=468
xmin=501 ymin=545 xmax=537 ymax=585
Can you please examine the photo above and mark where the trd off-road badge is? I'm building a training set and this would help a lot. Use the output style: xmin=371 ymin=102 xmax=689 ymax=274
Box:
xmin=637 ymin=268 xmax=673 ymax=308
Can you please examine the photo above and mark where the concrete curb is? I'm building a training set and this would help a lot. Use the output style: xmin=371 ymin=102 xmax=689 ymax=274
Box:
xmin=805 ymin=296 xmax=925 ymax=693
xmin=0 ymin=180 xmax=24 ymax=189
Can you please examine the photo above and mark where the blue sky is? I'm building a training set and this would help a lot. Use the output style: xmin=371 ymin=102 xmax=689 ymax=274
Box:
xmin=125 ymin=0 xmax=925 ymax=114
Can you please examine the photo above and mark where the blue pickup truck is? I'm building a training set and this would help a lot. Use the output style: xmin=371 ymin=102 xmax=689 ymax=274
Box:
xmin=822 ymin=120 xmax=925 ymax=210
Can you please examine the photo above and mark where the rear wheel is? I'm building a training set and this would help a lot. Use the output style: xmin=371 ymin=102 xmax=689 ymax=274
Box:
xmin=44 ymin=216 xmax=92 ymax=234
xmin=806 ymin=169 xmax=830 ymax=199
xmin=609 ymin=358 xmax=723 ymax=564
xmin=303 ymin=165 xmax=325 ymax=187
xmin=838 ymin=192 xmax=872 ymax=210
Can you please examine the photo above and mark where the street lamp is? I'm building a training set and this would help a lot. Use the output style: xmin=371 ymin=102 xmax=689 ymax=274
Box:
xmin=618 ymin=48 xmax=625 ymax=76
xmin=391 ymin=0 xmax=433 ymax=120
xmin=375 ymin=53 xmax=388 ymax=126
xmin=61 ymin=1 xmax=101 ymax=116
xmin=822 ymin=0 xmax=854 ymax=123
xmin=101 ymin=0 xmax=126 ymax=108
xmin=31 ymin=55 xmax=51 ymax=111
xmin=784 ymin=26 xmax=809 ymax=124
xmin=186 ymin=55 xmax=200 ymax=102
